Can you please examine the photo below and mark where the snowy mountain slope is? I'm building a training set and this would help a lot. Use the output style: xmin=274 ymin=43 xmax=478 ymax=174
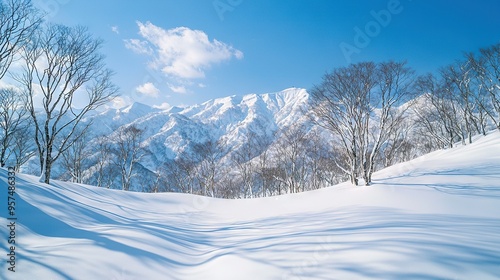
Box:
xmin=89 ymin=102 xmax=161 ymax=135
xmin=141 ymin=87 xmax=310 ymax=161
xmin=2 ymin=131 xmax=500 ymax=279
xmin=75 ymin=88 xmax=311 ymax=181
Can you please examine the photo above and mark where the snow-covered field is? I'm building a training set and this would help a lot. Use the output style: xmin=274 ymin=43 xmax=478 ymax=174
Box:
xmin=1 ymin=132 xmax=500 ymax=279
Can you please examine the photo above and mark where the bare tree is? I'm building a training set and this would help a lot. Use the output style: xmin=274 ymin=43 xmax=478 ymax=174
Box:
xmin=272 ymin=125 xmax=310 ymax=193
xmin=414 ymin=74 xmax=463 ymax=149
xmin=464 ymin=52 xmax=490 ymax=136
xmin=61 ymin=127 xmax=93 ymax=183
xmin=253 ymin=133 xmax=274 ymax=197
xmin=232 ymin=131 xmax=261 ymax=198
xmin=194 ymin=139 xmax=228 ymax=197
xmin=310 ymin=61 xmax=415 ymax=186
xmin=166 ymin=156 xmax=199 ymax=194
xmin=10 ymin=119 xmax=35 ymax=172
xmin=309 ymin=62 xmax=376 ymax=186
xmin=136 ymin=168 xmax=164 ymax=193
xmin=217 ymin=172 xmax=240 ymax=199
xmin=0 ymin=87 xmax=28 ymax=167
xmin=0 ymin=0 xmax=42 ymax=80
xmin=471 ymin=44 xmax=500 ymax=130
xmin=441 ymin=61 xmax=481 ymax=144
xmin=381 ymin=116 xmax=415 ymax=167
xmin=150 ymin=170 xmax=165 ymax=193
xmin=92 ymin=135 xmax=114 ymax=188
xmin=362 ymin=61 xmax=415 ymax=185
xmin=17 ymin=23 xmax=118 ymax=184
xmin=111 ymin=125 xmax=146 ymax=191
xmin=305 ymin=130 xmax=340 ymax=189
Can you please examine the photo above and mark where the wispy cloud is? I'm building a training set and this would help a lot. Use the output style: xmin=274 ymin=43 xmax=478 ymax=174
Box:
xmin=168 ymin=84 xmax=187 ymax=94
xmin=111 ymin=26 xmax=120 ymax=34
xmin=125 ymin=21 xmax=243 ymax=93
xmin=124 ymin=38 xmax=153 ymax=55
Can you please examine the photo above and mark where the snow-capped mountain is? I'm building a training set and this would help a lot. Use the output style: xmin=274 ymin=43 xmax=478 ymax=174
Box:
xmin=23 ymin=88 xmax=317 ymax=184
xmin=94 ymin=87 xmax=311 ymax=165
xmin=90 ymin=101 xmax=162 ymax=135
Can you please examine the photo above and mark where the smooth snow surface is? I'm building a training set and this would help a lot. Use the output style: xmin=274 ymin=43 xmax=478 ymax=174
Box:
xmin=2 ymin=132 xmax=500 ymax=279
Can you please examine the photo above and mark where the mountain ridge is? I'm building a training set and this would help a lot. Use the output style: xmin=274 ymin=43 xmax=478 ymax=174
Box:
xmin=109 ymin=87 xmax=311 ymax=161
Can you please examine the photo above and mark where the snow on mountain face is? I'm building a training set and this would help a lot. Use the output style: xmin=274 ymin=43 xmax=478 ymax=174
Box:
xmin=89 ymin=102 xmax=161 ymax=135
xmin=94 ymin=88 xmax=311 ymax=166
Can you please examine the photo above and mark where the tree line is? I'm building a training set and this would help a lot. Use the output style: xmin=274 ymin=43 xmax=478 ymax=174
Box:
xmin=54 ymin=123 xmax=342 ymax=197
xmin=309 ymin=48 xmax=500 ymax=187
xmin=1 ymin=0 xmax=499 ymax=196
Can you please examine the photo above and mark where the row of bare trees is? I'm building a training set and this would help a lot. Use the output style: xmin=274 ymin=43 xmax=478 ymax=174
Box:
xmin=309 ymin=61 xmax=416 ymax=186
xmin=0 ymin=0 xmax=118 ymax=184
xmin=0 ymin=0 xmax=40 ymax=171
xmin=151 ymin=126 xmax=342 ymax=198
xmin=58 ymin=125 xmax=148 ymax=191
xmin=415 ymin=44 xmax=500 ymax=149
xmin=50 ymin=122 xmax=341 ymax=197
xmin=0 ymin=87 xmax=34 ymax=170
xmin=309 ymin=47 xmax=500 ymax=187
xmin=134 ymin=116 xmax=415 ymax=196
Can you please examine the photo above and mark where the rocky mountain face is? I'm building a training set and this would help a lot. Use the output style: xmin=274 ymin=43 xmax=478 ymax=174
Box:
xmin=104 ymin=87 xmax=311 ymax=161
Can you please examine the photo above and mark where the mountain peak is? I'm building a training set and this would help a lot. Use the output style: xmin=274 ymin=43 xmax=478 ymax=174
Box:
xmin=120 ymin=102 xmax=155 ymax=114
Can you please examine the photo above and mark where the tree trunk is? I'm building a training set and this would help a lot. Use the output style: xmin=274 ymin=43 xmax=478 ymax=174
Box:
xmin=39 ymin=153 xmax=52 ymax=184
xmin=44 ymin=158 xmax=52 ymax=184
xmin=0 ymin=147 xmax=6 ymax=168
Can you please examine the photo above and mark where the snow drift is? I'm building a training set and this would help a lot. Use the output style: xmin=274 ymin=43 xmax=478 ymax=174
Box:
xmin=1 ymin=132 xmax=500 ymax=279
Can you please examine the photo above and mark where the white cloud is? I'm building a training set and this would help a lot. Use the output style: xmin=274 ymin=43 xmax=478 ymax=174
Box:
xmin=124 ymin=38 xmax=152 ymax=55
xmin=153 ymin=102 xmax=172 ymax=110
xmin=109 ymin=96 xmax=131 ymax=109
xmin=126 ymin=22 xmax=243 ymax=80
xmin=168 ymin=84 xmax=187 ymax=94
xmin=111 ymin=26 xmax=120 ymax=34
xmin=136 ymin=82 xmax=160 ymax=97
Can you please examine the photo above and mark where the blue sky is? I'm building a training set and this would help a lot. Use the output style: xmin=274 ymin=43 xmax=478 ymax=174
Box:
xmin=36 ymin=0 xmax=500 ymax=108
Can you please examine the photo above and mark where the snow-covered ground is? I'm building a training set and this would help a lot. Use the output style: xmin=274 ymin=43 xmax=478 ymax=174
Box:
xmin=1 ymin=132 xmax=500 ymax=279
